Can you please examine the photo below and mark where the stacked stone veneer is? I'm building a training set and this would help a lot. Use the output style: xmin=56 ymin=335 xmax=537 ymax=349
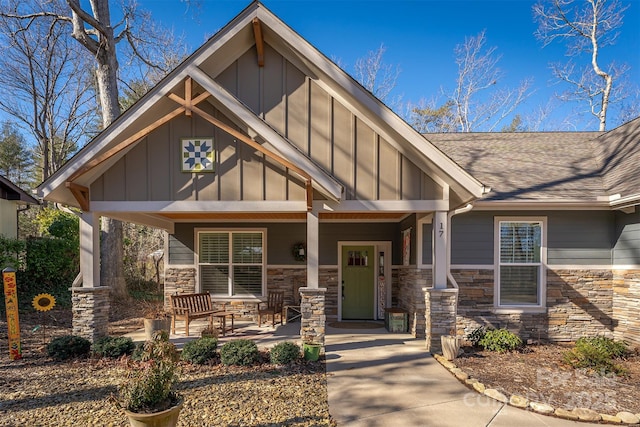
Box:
xmin=300 ymin=287 xmax=326 ymax=347
xmin=613 ymin=269 xmax=640 ymax=347
xmin=454 ymin=268 xmax=614 ymax=342
xmin=164 ymin=266 xmax=338 ymax=322
xmin=424 ymin=288 xmax=458 ymax=353
xmin=71 ymin=286 xmax=110 ymax=341
xmin=395 ymin=267 xmax=432 ymax=338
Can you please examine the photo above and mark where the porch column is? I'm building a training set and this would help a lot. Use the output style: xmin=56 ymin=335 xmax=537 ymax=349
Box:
xmin=71 ymin=212 xmax=110 ymax=341
xmin=433 ymin=210 xmax=448 ymax=289
xmin=306 ymin=209 xmax=319 ymax=288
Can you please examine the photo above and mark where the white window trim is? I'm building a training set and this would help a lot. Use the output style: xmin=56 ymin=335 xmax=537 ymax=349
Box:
xmin=493 ymin=217 xmax=547 ymax=312
xmin=195 ymin=227 xmax=267 ymax=300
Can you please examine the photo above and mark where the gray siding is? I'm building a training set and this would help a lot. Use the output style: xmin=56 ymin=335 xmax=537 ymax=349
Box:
xmin=614 ymin=209 xmax=640 ymax=265
xmin=168 ymin=222 xmax=400 ymax=266
xmin=451 ymin=211 xmax=614 ymax=265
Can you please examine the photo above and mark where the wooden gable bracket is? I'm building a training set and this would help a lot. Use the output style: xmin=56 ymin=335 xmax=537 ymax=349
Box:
xmin=167 ymin=78 xmax=314 ymax=211
xmin=252 ymin=18 xmax=265 ymax=67
xmin=65 ymin=182 xmax=90 ymax=211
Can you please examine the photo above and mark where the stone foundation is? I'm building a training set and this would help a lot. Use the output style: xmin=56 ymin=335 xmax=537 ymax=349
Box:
xmin=454 ymin=268 xmax=615 ymax=342
xmin=300 ymin=287 xmax=326 ymax=348
xmin=425 ymin=288 xmax=458 ymax=353
xmin=70 ymin=286 xmax=110 ymax=342
xmin=396 ymin=267 xmax=432 ymax=338
xmin=613 ymin=269 xmax=640 ymax=347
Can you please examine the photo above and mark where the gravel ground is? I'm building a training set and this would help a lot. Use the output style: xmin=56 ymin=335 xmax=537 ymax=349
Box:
xmin=0 ymin=353 xmax=333 ymax=427
xmin=0 ymin=307 xmax=334 ymax=427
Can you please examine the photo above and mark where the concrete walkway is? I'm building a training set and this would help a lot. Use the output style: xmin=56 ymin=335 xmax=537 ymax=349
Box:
xmin=325 ymin=324 xmax=600 ymax=427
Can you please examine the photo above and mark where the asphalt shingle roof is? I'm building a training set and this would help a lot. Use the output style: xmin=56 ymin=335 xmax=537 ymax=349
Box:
xmin=426 ymin=131 xmax=610 ymax=202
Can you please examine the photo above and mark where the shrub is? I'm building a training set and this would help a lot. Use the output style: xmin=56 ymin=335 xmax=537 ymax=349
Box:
xmin=117 ymin=331 xmax=181 ymax=413
xmin=467 ymin=326 xmax=486 ymax=347
xmin=92 ymin=336 xmax=135 ymax=358
xmin=220 ymin=339 xmax=259 ymax=366
xmin=478 ymin=328 xmax=523 ymax=353
xmin=563 ymin=336 xmax=628 ymax=374
xmin=270 ymin=341 xmax=300 ymax=365
xmin=181 ymin=338 xmax=218 ymax=364
xmin=47 ymin=335 xmax=91 ymax=360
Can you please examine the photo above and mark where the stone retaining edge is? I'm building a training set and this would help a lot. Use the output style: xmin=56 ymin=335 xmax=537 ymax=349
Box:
xmin=432 ymin=353 xmax=640 ymax=425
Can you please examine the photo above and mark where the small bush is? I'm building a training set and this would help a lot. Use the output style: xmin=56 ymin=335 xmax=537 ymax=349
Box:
xmin=563 ymin=336 xmax=628 ymax=374
xmin=270 ymin=341 xmax=300 ymax=365
xmin=47 ymin=335 xmax=91 ymax=360
xmin=92 ymin=336 xmax=135 ymax=358
xmin=181 ymin=338 xmax=218 ymax=364
xmin=467 ymin=326 xmax=486 ymax=347
xmin=478 ymin=329 xmax=522 ymax=353
xmin=131 ymin=342 xmax=145 ymax=361
xmin=220 ymin=339 xmax=259 ymax=366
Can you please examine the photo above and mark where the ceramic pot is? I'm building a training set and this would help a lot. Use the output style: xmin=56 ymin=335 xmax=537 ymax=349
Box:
xmin=441 ymin=335 xmax=461 ymax=361
xmin=124 ymin=398 xmax=184 ymax=427
xmin=143 ymin=318 xmax=170 ymax=341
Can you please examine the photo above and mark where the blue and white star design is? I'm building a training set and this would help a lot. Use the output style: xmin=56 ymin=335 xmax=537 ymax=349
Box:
xmin=182 ymin=138 xmax=214 ymax=172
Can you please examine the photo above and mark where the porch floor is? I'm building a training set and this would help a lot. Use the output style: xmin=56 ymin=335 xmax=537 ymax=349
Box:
xmin=125 ymin=318 xmax=302 ymax=349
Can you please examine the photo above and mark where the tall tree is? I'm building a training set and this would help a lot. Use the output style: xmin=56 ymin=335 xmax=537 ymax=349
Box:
xmin=533 ymin=0 xmax=629 ymax=131
xmin=353 ymin=44 xmax=401 ymax=104
xmin=409 ymin=31 xmax=532 ymax=132
xmin=0 ymin=0 xmax=94 ymax=181
xmin=0 ymin=121 xmax=34 ymax=188
xmin=1 ymin=0 xmax=184 ymax=299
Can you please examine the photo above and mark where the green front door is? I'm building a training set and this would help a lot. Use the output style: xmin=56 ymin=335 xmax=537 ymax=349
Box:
xmin=341 ymin=245 xmax=375 ymax=319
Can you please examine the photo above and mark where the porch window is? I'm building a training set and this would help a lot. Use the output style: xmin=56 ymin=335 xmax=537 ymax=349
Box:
xmin=198 ymin=231 xmax=264 ymax=297
xmin=495 ymin=218 xmax=546 ymax=308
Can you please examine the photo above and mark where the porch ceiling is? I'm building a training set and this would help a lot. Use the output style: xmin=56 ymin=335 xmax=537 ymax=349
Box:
xmin=156 ymin=212 xmax=409 ymax=221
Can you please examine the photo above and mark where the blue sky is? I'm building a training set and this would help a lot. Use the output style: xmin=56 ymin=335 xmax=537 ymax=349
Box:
xmin=139 ymin=0 xmax=640 ymax=131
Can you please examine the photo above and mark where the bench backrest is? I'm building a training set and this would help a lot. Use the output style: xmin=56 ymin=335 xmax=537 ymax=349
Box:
xmin=170 ymin=293 xmax=213 ymax=314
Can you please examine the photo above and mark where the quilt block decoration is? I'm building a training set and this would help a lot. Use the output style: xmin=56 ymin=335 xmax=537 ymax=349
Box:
xmin=181 ymin=138 xmax=214 ymax=172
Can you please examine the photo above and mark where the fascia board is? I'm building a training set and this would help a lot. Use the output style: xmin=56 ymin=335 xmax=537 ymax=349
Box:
xmin=609 ymin=193 xmax=640 ymax=209
xmin=256 ymin=8 xmax=486 ymax=199
xmin=473 ymin=200 xmax=612 ymax=210
xmin=188 ymin=66 xmax=343 ymax=201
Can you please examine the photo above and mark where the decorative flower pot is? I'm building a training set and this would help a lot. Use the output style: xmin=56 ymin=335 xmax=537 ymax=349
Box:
xmin=143 ymin=318 xmax=171 ymax=341
xmin=441 ymin=335 xmax=461 ymax=361
xmin=303 ymin=343 xmax=322 ymax=361
xmin=124 ymin=399 xmax=184 ymax=427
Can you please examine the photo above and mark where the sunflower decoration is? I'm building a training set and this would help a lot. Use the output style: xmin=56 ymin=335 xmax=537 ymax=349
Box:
xmin=32 ymin=293 xmax=56 ymax=312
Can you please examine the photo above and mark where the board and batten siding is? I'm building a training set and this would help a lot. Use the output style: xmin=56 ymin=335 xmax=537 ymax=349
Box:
xmin=168 ymin=222 xmax=402 ymax=266
xmin=614 ymin=209 xmax=640 ymax=265
xmin=0 ymin=198 xmax=17 ymax=238
xmin=90 ymin=97 xmax=306 ymax=202
xmin=447 ymin=211 xmax=614 ymax=266
xmin=213 ymin=44 xmax=443 ymax=202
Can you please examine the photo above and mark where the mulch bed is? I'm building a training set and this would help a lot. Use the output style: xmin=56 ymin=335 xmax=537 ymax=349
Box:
xmin=0 ymin=303 xmax=334 ymax=426
xmin=453 ymin=343 xmax=640 ymax=415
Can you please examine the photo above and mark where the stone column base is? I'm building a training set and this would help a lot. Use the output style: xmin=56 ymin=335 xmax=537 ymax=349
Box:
xmin=299 ymin=287 xmax=326 ymax=348
xmin=424 ymin=287 xmax=458 ymax=353
xmin=70 ymin=286 xmax=110 ymax=342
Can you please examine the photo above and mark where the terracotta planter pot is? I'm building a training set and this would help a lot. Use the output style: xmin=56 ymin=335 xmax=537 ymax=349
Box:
xmin=124 ymin=399 xmax=184 ymax=427
xmin=143 ymin=318 xmax=170 ymax=341
xmin=441 ymin=335 xmax=461 ymax=361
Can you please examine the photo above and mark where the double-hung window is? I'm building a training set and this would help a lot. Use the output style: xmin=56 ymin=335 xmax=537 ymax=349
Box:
xmin=198 ymin=230 xmax=264 ymax=297
xmin=495 ymin=218 xmax=546 ymax=309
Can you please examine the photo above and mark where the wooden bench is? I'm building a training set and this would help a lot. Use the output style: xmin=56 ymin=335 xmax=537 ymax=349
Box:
xmin=169 ymin=293 xmax=215 ymax=336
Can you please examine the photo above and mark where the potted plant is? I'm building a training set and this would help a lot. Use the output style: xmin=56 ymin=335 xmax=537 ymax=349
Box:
xmin=116 ymin=331 xmax=183 ymax=427
xmin=441 ymin=328 xmax=461 ymax=361
xmin=200 ymin=325 xmax=218 ymax=339
xmin=143 ymin=301 xmax=171 ymax=341
xmin=302 ymin=341 xmax=322 ymax=361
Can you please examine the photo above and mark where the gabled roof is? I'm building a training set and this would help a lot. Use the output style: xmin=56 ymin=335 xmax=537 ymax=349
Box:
xmin=0 ymin=174 xmax=39 ymax=204
xmin=37 ymin=1 xmax=487 ymax=210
